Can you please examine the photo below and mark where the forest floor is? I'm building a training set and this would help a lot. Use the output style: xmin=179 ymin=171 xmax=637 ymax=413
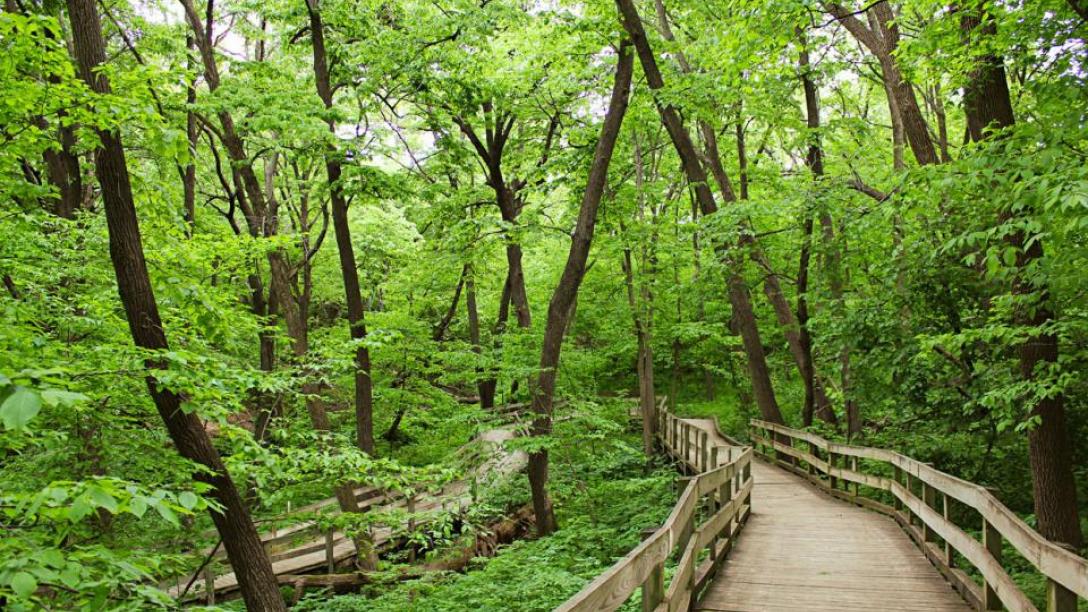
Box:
xmin=279 ymin=399 xmax=680 ymax=612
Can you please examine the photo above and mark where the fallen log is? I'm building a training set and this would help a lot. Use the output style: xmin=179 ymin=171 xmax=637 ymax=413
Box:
xmin=282 ymin=504 xmax=535 ymax=604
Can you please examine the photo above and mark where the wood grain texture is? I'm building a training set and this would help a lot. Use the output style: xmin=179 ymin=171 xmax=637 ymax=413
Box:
xmin=751 ymin=419 xmax=1088 ymax=608
xmin=558 ymin=410 xmax=751 ymax=612
xmin=697 ymin=460 xmax=970 ymax=612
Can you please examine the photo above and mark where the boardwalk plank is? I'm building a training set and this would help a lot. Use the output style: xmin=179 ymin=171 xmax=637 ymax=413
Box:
xmin=696 ymin=459 xmax=971 ymax=612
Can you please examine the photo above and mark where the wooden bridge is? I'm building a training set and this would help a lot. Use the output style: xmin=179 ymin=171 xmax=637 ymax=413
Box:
xmin=169 ymin=428 xmax=527 ymax=603
xmin=559 ymin=406 xmax=1088 ymax=612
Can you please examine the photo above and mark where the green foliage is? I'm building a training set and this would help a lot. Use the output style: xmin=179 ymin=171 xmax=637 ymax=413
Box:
xmin=2 ymin=0 xmax=1087 ymax=608
xmin=296 ymin=424 xmax=675 ymax=612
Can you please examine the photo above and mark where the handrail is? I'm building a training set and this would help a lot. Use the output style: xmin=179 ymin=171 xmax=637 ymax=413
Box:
xmin=750 ymin=419 xmax=1088 ymax=612
xmin=558 ymin=404 xmax=752 ymax=612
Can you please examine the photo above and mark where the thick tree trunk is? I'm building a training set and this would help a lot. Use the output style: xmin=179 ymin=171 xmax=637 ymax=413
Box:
xmin=66 ymin=2 xmax=284 ymax=609
xmin=796 ymin=36 xmax=839 ymax=428
xmin=503 ymin=241 xmax=532 ymax=330
xmin=617 ymin=0 xmax=784 ymax=425
xmin=960 ymin=3 xmax=1082 ymax=550
xmin=527 ymin=42 xmax=633 ymax=536
xmin=302 ymin=5 xmax=380 ymax=570
xmin=40 ymin=120 xmax=82 ymax=219
xmin=879 ymin=66 xmax=907 ymax=171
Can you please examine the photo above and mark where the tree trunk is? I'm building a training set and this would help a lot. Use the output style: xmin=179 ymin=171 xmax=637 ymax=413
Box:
xmin=66 ymin=2 xmax=284 ymax=608
xmin=433 ymin=264 xmax=467 ymax=342
xmin=182 ymin=0 xmax=303 ymax=442
xmin=40 ymin=119 xmax=82 ymax=219
xmin=306 ymin=2 xmax=375 ymax=455
xmin=825 ymin=0 xmax=938 ymax=166
xmin=183 ymin=34 xmax=197 ymax=235
xmin=960 ymin=2 xmax=1082 ymax=550
xmin=622 ymin=246 xmax=654 ymax=458
xmin=527 ymin=42 xmax=633 ymax=536
xmin=617 ymin=0 xmax=784 ymax=425
xmin=796 ymin=34 xmax=837 ymax=427
xmin=11 ymin=2 xmax=85 ymax=219
xmin=465 ymin=267 xmax=494 ymax=409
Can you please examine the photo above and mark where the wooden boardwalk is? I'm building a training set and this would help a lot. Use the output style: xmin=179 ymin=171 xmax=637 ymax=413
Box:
xmin=561 ymin=409 xmax=1088 ymax=612
xmin=169 ymin=428 xmax=527 ymax=601
xmin=697 ymin=459 xmax=969 ymax=611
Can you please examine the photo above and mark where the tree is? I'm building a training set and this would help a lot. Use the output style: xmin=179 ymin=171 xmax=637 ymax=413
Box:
xmin=306 ymin=0 xmax=376 ymax=456
xmin=959 ymin=1 xmax=1083 ymax=552
xmin=823 ymin=1 xmax=939 ymax=167
xmin=616 ymin=0 xmax=785 ymax=425
xmin=527 ymin=39 xmax=633 ymax=537
xmin=64 ymin=0 xmax=284 ymax=608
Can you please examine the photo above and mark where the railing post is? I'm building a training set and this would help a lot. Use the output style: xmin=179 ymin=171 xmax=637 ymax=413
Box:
xmin=640 ymin=528 xmax=665 ymax=612
xmin=922 ymin=481 xmax=936 ymax=543
xmin=672 ymin=416 xmax=679 ymax=458
xmin=893 ymin=465 xmax=903 ymax=512
xmin=710 ymin=445 xmax=719 ymax=470
xmin=942 ymin=493 xmax=953 ymax=567
xmin=807 ymin=441 xmax=816 ymax=476
xmin=906 ymin=472 xmax=916 ymax=526
xmin=699 ymin=430 xmax=709 ymax=472
xmin=982 ymin=518 xmax=1002 ymax=610
xmin=203 ymin=565 xmax=215 ymax=605
xmin=1047 ymin=579 xmax=1077 ymax=612
xmin=850 ymin=456 xmax=859 ymax=496
xmin=829 ymin=452 xmax=838 ymax=490
xmin=713 ymin=466 xmax=732 ymax=570
xmin=325 ymin=529 xmax=335 ymax=573
xmin=683 ymin=423 xmax=692 ymax=468
xmin=742 ymin=455 xmax=752 ymax=507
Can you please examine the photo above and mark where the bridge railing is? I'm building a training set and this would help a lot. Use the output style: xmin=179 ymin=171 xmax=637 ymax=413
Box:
xmin=557 ymin=405 xmax=752 ymax=612
xmin=750 ymin=419 xmax=1088 ymax=612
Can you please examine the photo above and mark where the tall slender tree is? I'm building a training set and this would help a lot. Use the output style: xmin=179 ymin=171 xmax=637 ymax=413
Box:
xmin=527 ymin=40 xmax=634 ymax=536
xmin=65 ymin=1 xmax=284 ymax=608
xmin=306 ymin=0 xmax=376 ymax=455
xmin=616 ymin=0 xmax=786 ymax=425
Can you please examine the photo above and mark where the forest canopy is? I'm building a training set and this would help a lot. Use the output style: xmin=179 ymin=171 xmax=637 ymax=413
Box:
xmin=1 ymin=0 xmax=1087 ymax=609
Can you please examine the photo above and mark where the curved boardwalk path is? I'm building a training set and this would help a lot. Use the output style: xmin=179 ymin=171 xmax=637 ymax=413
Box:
xmin=170 ymin=428 xmax=526 ymax=602
xmin=563 ymin=406 xmax=1088 ymax=612
xmin=696 ymin=458 xmax=968 ymax=611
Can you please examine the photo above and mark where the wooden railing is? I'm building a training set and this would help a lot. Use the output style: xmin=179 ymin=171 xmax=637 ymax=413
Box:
xmin=558 ymin=406 xmax=752 ymax=612
xmin=750 ymin=419 xmax=1088 ymax=612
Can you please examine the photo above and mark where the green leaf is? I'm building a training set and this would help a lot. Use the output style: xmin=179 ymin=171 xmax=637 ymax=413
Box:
xmin=40 ymin=389 xmax=88 ymax=407
xmin=129 ymin=495 xmax=148 ymax=518
xmin=40 ymin=549 xmax=64 ymax=568
xmin=59 ymin=566 xmax=81 ymax=589
xmin=154 ymin=502 xmax=179 ymax=526
xmin=88 ymin=486 xmax=118 ymax=514
xmin=178 ymin=491 xmax=198 ymax=510
xmin=10 ymin=571 xmax=37 ymax=598
xmin=1 ymin=387 xmax=41 ymax=430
